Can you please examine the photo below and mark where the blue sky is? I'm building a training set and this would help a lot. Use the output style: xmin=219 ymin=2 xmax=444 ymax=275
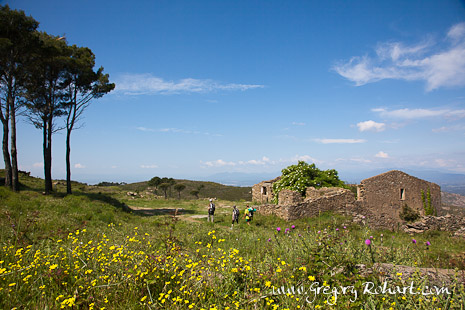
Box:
xmin=3 ymin=0 xmax=465 ymax=184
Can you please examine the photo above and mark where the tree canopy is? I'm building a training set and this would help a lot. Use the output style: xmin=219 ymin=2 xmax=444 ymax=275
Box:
xmin=272 ymin=161 xmax=347 ymax=203
xmin=1 ymin=5 xmax=114 ymax=194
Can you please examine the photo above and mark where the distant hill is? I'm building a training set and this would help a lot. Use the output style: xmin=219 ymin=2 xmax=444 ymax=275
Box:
xmin=120 ymin=179 xmax=252 ymax=201
xmin=442 ymin=192 xmax=465 ymax=208
xmin=204 ymin=172 xmax=279 ymax=187
xmin=336 ymin=169 xmax=465 ymax=196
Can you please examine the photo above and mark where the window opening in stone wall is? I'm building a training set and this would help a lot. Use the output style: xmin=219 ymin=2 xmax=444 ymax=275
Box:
xmin=400 ymin=188 xmax=405 ymax=200
xmin=262 ymin=186 xmax=267 ymax=195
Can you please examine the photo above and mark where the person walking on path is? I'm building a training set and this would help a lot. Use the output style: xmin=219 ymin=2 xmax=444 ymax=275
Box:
xmin=244 ymin=205 xmax=256 ymax=226
xmin=208 ymin=199 xmax=215 ymax=223
xmin=231 ymin=205 xmax=240 ymax=229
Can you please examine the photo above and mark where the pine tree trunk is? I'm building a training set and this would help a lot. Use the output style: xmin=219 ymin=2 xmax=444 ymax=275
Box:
xmin=1 ymin=117 xmax=12 ymax=188
xmin=1 ymin=100 xmax=12 ymax=188
xmin=43 ymin=119 xmax=53 ymax=194
xmin=66 ymin=129 xmax=72 ymax=194
xmin=9 ymin=99 xmax=19 ymax=192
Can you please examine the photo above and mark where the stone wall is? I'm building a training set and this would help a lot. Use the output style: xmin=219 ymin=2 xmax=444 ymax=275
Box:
xmin=278 ymin=189 xmax=303 ymax=205
xmin=258 ymin=187 xmax=357 ymax=221
xmin=358 ymin=170 xmax=441 ymax=223
xmin=252 ymin=177 xmax=280 ymax=204
xmin=256 ymin=204 xmax=290 ymax=220
xmin=403 ymin=214 xmax=465 ymax=234
xmin=305 ymin=187 xmax=341 ymax=200
xmin=287 ymin=188 xmax=356 ymax=220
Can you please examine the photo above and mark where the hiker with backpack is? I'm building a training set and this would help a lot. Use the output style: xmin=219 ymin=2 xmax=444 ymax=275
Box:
xmin=244 ymin=205 xmax=256 ymax=226
xmin=231 ymin=205 xmax=240 ymax=229
xmin=207 ymin=199 xmax=215 ymax=223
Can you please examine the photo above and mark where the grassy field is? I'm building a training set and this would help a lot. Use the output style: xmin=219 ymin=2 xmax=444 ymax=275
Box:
xmin=1 ymin=172 xmax=464 ymax=309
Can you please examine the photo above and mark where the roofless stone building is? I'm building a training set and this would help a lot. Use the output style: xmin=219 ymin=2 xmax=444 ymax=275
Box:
xmin=253 ymin=170 xmax=442 ymax=229
xmin=357 ymin=170 xmax=441 ymax=220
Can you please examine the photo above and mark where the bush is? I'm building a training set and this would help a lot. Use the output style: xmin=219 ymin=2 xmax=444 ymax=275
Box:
xmin=272 ymin=161 xmax=347 ymax=203
xmin=399 ymin=204 xmax=420 ymax=222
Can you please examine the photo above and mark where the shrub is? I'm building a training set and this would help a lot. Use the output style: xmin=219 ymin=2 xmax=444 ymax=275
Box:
xmin=272 ymin=161 xmax=347 ymax=203
xmin=399 ymin=204 xmax=420 ymax=222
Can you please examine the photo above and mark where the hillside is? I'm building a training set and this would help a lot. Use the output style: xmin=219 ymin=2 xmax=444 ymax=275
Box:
xmin=442 ymin=191 xmax=465 ymax=208
xmin=118 ymin=178 xmax=252 ymax=201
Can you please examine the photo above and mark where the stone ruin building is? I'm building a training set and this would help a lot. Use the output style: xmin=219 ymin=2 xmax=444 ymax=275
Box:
xmin=253 ymin=170 xmax=444 ymax=230
xmin=357 ymin=170 xmax=441 ymax=225
xmin=251 ymin=176 xmax=280 ymax=203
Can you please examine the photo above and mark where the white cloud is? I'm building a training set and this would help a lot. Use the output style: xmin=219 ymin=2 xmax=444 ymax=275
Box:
xmin=373 ymin=107 xmax=465 ymax=119
xmin=241 ymin=156 xmax=272 ymax=165
xmin=288 ymin=155 xmax=318 ymax=163
xmin=375 ymin=151 xmax=389 ymax=158
xmin=201 ymin=155 xmax=319 ymax=169
xmin=74 ymin=163 xmax=85 ymax=169
xmin=435 ymin=158 xmax=450 ymax=167
xmin=357 ymin=120 xmax=386 ymax=132
xmin=33 ymin=162 xmax=43 ymax=168
xmin=333 ymin=22 xmax=465 ymax=91
xmin=203 ymin=159 xmax=237 ymax=167
xmin=116 ymin=73 xmax=264 ymax=95
xmin=350 ymin=157 xmax=372 ymax=163
xmin=136 ymin=126 xmax=222 ymax=137
xmin=447 ymin=23 xmax=465 ymax=42
xmin=315 ymin=138 xmax=366 ymax=144
xmin=140 ymin=164 xmax=158 ymax=169
xmin=432 ymin=124 xmax=465 ymax=133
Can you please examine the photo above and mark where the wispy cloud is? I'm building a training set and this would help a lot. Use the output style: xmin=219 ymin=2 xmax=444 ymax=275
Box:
xmin=140 ymin=164 xmax=158 ymax=169
xmin=432 ymin=124 xmax=465 ymax=133
xmin=333 ymin=22 xmax=465 ymax=91
xmin=375 ymin=151 xmax=389 ymax=158
xmin=238 ymin=156 xmax=272 ymax=166
xmin=372 ymin=107 xmax=465 ymax=120
xmin=74 ymin=163 xmax=86 ymax=169
xmin=115 ymin=73 xmax=265 ymax=95
xmin=202 ymin=159 xmax=237 ymax=167
xmin=136 ymin=126 xmax=222 ymax=136
xmin=315 ymin=138 xmax=366 ymax=144
xmin=357 ymin=120 xmax=386 ymax=132
xmin=201 ymin=155 xmax=319 ymax=169
xmin=33 ymin=162 xmax=43 ymax=168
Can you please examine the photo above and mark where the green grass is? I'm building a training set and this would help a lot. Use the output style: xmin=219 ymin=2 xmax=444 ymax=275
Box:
xmin=1 ymin=172 xmax=464 ymax=309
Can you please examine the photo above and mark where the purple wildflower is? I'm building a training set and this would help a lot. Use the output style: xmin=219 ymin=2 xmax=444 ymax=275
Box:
xmin=365 ymin=239 xmax=371 ymax=245
xmin=412 ymin=239 xmax=417 ymax=244
xmin=336 ymin=228 xmax=339 ymax=231
xmin=276 ymin=227 xmax=281 ymax=232
xmin=285 ymin=228 xmax=290 ymax=233
xmin=426 ymin=241 xmax=431 ymax=246
xmin=291 ymin=225 xmax=296 ymax=229
xmin=268 ymin=238 xmax=272 ymax=242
